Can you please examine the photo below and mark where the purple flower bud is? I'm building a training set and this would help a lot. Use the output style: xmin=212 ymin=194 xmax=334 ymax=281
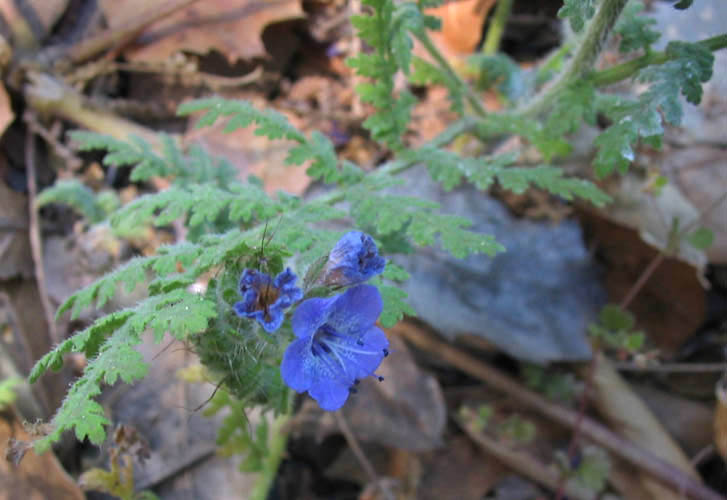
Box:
xmin=320 ymin=231 xmax=386 ymax=287
xmin=281 ymin=285 xmax=389 ymax=410
xmin=233 ymin=268 xmax=302 ymax=333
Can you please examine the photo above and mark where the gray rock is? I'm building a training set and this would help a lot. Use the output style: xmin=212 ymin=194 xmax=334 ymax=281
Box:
xmin=393 ymin=167 xmax=604 ymax=363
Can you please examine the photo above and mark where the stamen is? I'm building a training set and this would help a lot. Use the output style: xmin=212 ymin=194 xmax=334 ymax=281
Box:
xmin=349 ymin=387 xmax=358 ymax=394
xmin=376 ymin=375 xmax=384 ymax=382
xmin=353 ymin=379 xmax=360 ymax=385
xmin=383 ymin=348 xmax=389 ymax=357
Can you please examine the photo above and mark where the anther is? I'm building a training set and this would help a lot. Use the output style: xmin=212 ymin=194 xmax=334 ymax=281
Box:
xmin=377 ymin=376 xmax=384 ymax=382
xmin=383 ymin=348 xmax=389 ymax=357
xmin=349 ymin=387 xmax=358 ymax=394
xmin=353 ymin=379 xmax=360 ymax=385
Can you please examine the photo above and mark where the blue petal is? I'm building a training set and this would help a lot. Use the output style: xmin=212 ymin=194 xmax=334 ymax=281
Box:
xmin=309 ymin=379 xmax=351 ymax=411
xmin=281 ymin=337 xmax=315 ymax=392
xmin=323 ymin=231 xmax=385 ymax=286
xmin=328 ymin=231 xmax=366 ymax=264
xmin=291 ymin=296 xmax=335 ymax=339
xmin=325 ymin=325 xmax=388 ymax=380
xmin=257 ymin=309 xmax=285 ymax=333
xmin=274 ymin=268 xmax=298 ymax=290
xmin=326 ymin=285 xmax=383 ymax=335
xmin=239 ymin=268 xmax=269 ymax=292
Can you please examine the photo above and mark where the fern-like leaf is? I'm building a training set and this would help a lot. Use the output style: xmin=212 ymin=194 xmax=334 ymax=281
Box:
xmin=177 ymin=97 xmax=307 ymax=143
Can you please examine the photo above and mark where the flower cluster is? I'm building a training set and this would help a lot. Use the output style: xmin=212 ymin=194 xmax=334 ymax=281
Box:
xmin=233 ymin=231 xmax=389 ymax=410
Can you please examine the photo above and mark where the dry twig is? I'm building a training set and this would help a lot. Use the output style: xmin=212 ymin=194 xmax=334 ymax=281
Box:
xmin=334 ymin=410 xmax=395 ymax=500
xmin=456 ymin=410 xmax=596 ymax=500
xmin=393 ymin=323 xmax=725 ymax=500
xmin=23 ymin=118 xmax=59 ymax=346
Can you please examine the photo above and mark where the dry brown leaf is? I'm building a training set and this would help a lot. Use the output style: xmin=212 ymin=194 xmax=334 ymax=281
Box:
xmin=579 ymin=209 xmax=706 ymax=354
xmin=0 ymin=83 xmax=13 ymax=139
xmin=417 ymin=436 xmax=506 ymax=500
xmin=0 ymin=181 xmax=32 ymax=280
xmin=100 ymin=0 xmax=305 ymax=63
xmin=184 ymin=99 xmax=311 ymax=195
xmin=664 ymin=147 xmax=727 ymax=264
xmin=425 ymin=0 xmax=496 ymax=57
xmin=586 ymin=353 xmax=701 ymax=500
xmin=714 ymin=377 xmax=727 ymax=461
xmin=0 ymin=0 xmax=67 ymax=47
xmin=0 ymin=412 xmax=84 ymax=500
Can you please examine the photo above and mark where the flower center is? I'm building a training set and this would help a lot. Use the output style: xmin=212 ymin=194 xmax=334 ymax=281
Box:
xmin=310 ymin=325 xmax=388 ymax=388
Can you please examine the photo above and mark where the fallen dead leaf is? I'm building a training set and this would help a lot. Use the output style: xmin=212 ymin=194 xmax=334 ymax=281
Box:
xmin=425 ymin=0 xmax=496 ymax=58
xmin=0 ymin=0 xmax=67 ymax=47
xmin=714 ymin=376 xmax=727 ymax=462
xmin=0 ymin=83 xmax=13 ymax=139
xmin=100 ymin=0 xmax=305 ymax=63
xmin=586 ymin=353 xmax=700 ymax=500
xmin=664 ymin=147 xmax=727 ymax=264
xmin=184 ymin=97 xmax=311 ymax=195
xmin=1 ymin=411 xmax=84 ymax=500
xmin=417 ymin=436 xmax=506 ymax=500
xmin=579 ymin=209 xmax=706 ymax=355
xmin=0 ymin=181 xmax=32 ymax=280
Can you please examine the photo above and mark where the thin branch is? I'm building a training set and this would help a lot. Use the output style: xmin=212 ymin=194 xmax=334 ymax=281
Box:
xmin=335 ymin=411 xmax=395 ymax=500
xmin=24 ymin=112 xmax=82 ymax=170
xmin=65 ymin=0 xmax=202 ymax=64
xmin=481 ymin=0 xmax=513 ymax=56
xmin=415 ymin=31 xmax=488 ymax=117
xmin=457 ymin=409 xmax=596 ymax=500
xmin=517 ymin=0 xmax=629 ymax=117
xmin=613 ymin=362 xmax=727 ymax=373
xmin=554 ymin=351 xmax=599 ymax=500
xmin=590 ymin=33 xmax=727 ymax=88
xmin=393 ymin=323 xmax=725 ymax=500
xmin=23 ymin=118 xmax=59 ymax=346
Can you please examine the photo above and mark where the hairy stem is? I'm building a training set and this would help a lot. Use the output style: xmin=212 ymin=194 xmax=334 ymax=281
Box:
xmin=590 ymin=33 xmax=727 ymax=87
xmin=249 ymin=412 xmax=291 ymax=500
xmin=415 ymin=31 xmax=488 ymax=117
xmin=481 ymin=0 xmax=513 ymax=55
xmin=518 ymin=0 xmax=629 ymax=117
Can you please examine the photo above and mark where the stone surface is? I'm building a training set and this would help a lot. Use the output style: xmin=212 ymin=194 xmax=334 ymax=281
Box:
xmin=393 ymin=167 xmax=604 ymax=363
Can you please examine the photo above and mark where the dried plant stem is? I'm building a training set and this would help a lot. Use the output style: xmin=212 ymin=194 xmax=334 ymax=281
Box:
xmin=518 ymin=0 xmax=629 ymax=117
xmin=394 ymin=324 xmax=725 ymax=500
xmin=66 ymin=0 xmax=202 ymax=64
xmin=481 ymin=0 xmax=513 ymax=56
xmin=335 ymin=411 xmax=395 ymax=500
xmin=457 ymin=412 xmax=596 ymax=500
xmin=614 ymin=362 xmax=727 ymax=373
xmin=24 ymin=112 xmax=82 ymax=170
xmin=24 ymin=122 xmax=59 ymax=346
xmin=415 ymin=31 xmax=488 ymax=117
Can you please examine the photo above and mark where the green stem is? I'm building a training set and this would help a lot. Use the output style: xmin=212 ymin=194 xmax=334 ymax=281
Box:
xmin=311 ymin=116 xmax=478 ymax=208
xmin=248 ymin=411 xmax=291 ymax=500
xmin=517 ymin=0 xmax=629 ymax=117
xmin=590 ymin=33 xmax=727 ymax=87
xmin=482 ymin=0 xmax=513 ymax=55
xmin=415 ymin=31 xmax=488 ymax=118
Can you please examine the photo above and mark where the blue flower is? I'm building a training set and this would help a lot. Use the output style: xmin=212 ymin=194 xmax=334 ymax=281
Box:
xmin=321 ymin=231 xmax=386 ymax=287
xmin=233 ymin=268 xmax=302 ymax=333
xmin=281 ymin=284 xmax=389 ymax=410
